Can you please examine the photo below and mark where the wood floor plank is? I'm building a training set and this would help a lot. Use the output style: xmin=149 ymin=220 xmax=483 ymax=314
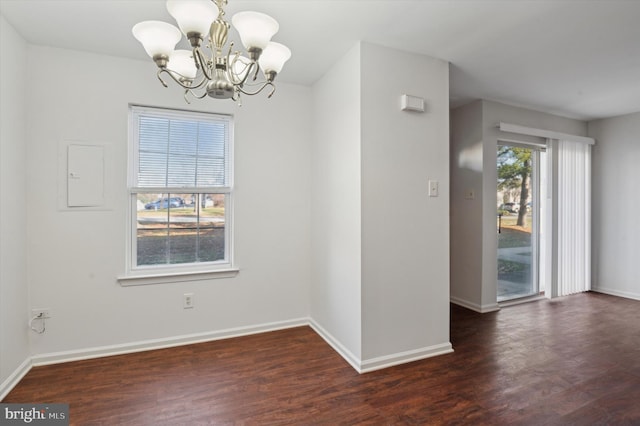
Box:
xmin=3 ymin=292 xmax=640 ymax=424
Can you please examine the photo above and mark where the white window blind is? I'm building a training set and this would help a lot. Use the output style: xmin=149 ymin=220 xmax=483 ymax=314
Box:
xmin=131 ymin=106 xmax=232 ymax=190
xmin=555 ymin=140 xmax=591 ymax=296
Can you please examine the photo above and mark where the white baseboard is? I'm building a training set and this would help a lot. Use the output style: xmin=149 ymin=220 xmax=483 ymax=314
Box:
xmin=31 ymin=318 xmax=309 ymax=367
xmin=6 ymin=316 xmax=456 ymax=398
xmin=450 ymin=296 xmax=500 ymax=313
xmin=360 ymin=342 xmax=454 ymax=373
xmin=592 ymin=287 xmax=640 ymax=302
xmin=0 ymin=357 xmax=32 ymax=401
xmin=308 ymin=319 xmax=362 ymax=373
xmin=309 ymin=319 xmax=454 ymax=374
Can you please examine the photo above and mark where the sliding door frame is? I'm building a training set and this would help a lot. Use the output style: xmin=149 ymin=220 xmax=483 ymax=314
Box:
xmin=497 ymin=140 xmax=543 ymax=302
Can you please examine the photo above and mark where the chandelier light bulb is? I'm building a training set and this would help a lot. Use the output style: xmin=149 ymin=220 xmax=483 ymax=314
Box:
xmin=168 ymin=50 xmax=198 ymax=79
xmin=167 ymin=0 xmax=219 ymax=39
xmin=258 ymin=42 xmax=291 ymax=74
xmin=232 ymin=11 xmax=279 ymax=51
xmin=132 ymin=21 xmax=182 ymax=58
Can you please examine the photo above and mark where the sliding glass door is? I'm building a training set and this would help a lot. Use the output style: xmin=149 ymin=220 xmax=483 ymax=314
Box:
xmin=497 ymin=144 xmax=540 ymax=302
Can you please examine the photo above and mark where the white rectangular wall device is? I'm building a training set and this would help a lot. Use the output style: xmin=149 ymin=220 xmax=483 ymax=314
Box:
xmin=401 ymin=94 xmax=425 ymax=112
xmin=67 ymin=144 xmax=104 ymax=207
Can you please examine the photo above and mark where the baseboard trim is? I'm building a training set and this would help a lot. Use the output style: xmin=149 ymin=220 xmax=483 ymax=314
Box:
xmin=592 ymin=287 xmax=640 ymax=302
xmin=360 ymin=342 xmax=454 ymax=373
xmin=8 ymin=316 xmax=456 ymax=397
xmin=450 ymin=296 xmax=500 ymax=313
xmin=308 ymin=319 xmax=362 ymax=373
xmin=0 ymin=357 xmax=32 ymax=401
xmin=31 ymin=318 xmax=309 ymax=367
xmin=308 ymin=320 xmax=454 ymax=374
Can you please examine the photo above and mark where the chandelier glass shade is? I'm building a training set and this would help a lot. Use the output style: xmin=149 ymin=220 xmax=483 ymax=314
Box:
xmin=132 ymin=0 xmax=291 ymax=103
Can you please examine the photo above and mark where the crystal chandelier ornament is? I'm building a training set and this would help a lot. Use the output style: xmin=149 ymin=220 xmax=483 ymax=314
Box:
xmin=132 ymin=0 xmax=291 ymax=104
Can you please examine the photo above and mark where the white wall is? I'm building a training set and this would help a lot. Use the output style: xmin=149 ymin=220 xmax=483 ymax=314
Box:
xmin=25 ymin=45 xmax=312 ymax=358
xmin=450 ymin=101 xmax=483 ymax=309
xmin=0 ymin=15 xmax=30 ymax=394
xmin=310 ymin=43 xmax=362 ymax=364
xmin=589 ymin=112 xmax=640 ymax=300
xmin=310 ymin=42 xmax=452 ymax=370
xmin=450 ymin=100 xmax=587 ymax=312
xmin=360 ymin=43 xmax=451 ymax=364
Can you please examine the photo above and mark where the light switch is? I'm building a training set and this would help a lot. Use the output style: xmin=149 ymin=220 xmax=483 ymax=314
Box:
xmin=429 ymin=180 xmax=439 ymax=197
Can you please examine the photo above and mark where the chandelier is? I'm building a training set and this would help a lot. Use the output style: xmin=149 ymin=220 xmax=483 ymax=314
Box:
xmin=132 ymin=0 xmax=291 ymax=104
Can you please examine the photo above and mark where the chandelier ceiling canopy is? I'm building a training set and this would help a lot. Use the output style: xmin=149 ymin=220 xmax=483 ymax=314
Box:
xmin=133 ymin=0 xmax=291 ymax=104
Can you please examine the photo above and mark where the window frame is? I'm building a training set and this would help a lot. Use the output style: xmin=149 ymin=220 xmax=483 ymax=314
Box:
xmin=120 ymin=105 xmax=237 ymax=285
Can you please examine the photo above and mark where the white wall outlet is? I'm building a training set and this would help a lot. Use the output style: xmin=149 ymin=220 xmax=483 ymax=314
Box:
xmin=429 ymin=180 xmax=439 ymax=197
xmin=183 ymin=293 xmax=194 ymax=309
xmin=31 ymin=308 xmax=51 ymax=319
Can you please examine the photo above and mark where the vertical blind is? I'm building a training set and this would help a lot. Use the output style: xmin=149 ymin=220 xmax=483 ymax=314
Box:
xmin=556 ymin=140 xmax=591 ymax=296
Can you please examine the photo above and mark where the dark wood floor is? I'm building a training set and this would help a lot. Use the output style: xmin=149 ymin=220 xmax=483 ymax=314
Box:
xmin=4 ymin=292 xmax=640 ymax=425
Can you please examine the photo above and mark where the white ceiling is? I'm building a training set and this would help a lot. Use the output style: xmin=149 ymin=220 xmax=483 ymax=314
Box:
xmin=2 ymin=0 xmax=639 ymax=121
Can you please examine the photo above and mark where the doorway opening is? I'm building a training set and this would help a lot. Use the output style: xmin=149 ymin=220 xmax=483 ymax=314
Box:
xmin=497 ymin=143 xmax=545 ymax=302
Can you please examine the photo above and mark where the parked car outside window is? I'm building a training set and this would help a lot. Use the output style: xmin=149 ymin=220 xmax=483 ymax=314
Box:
xmin=499 ymin=202 xmax=520 ymax=213
xmin=144 ymin=197 xmax=184 ymax=210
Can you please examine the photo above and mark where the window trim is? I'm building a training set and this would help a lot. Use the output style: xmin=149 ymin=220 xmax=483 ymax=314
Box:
xmin=117 ymin=268 xmax=239 ymax=287
xmin=121 ymin=105 xmax=236 ymax=284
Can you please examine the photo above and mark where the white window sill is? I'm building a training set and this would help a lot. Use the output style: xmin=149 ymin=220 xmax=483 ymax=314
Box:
xmin=118 ymin=268 xmax=239 ymax=286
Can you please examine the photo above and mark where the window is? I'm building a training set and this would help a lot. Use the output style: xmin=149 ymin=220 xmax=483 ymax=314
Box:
xmin=126 ymin=106 xmax=234 ymax=278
